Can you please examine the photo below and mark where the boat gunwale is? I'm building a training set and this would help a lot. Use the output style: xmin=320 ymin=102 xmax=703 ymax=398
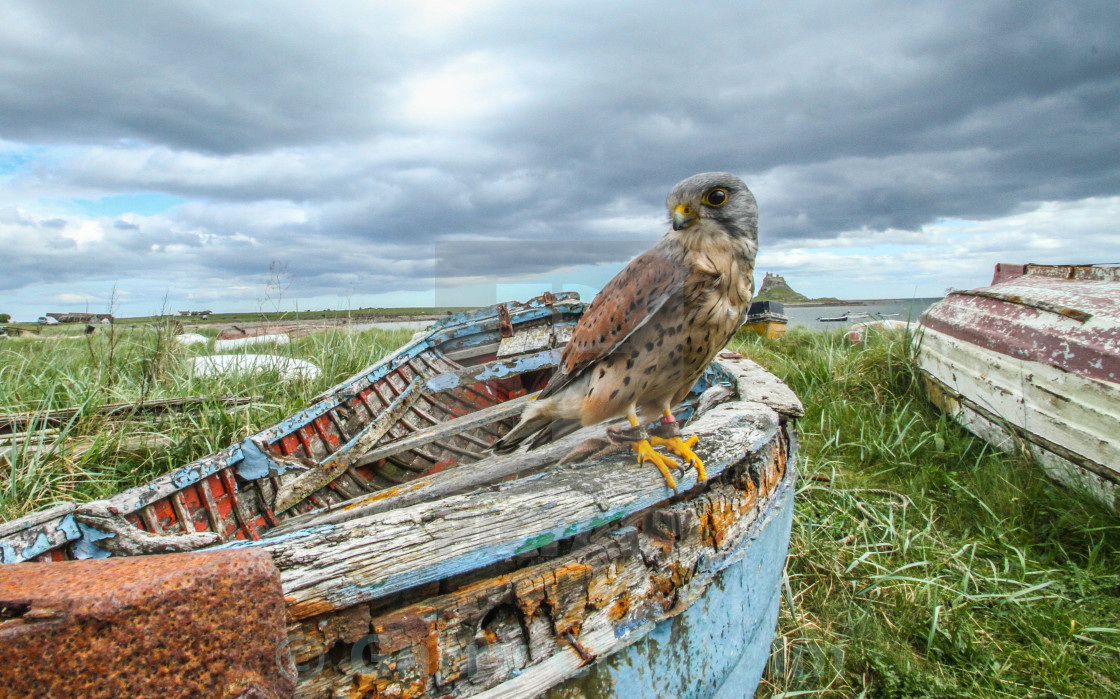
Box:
xmin=223 ymin=354 xmax=795 ymax=622
xmin=0 ymin=297 xmax=586 ymax=563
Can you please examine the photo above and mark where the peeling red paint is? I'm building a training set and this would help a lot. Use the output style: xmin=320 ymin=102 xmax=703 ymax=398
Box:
xmin=920 ymin=263 xmax=1120 ymax=384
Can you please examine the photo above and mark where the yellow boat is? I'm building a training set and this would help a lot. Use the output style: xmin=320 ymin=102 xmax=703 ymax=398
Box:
xmin=742 ymin=300 xmax=788 ymax=339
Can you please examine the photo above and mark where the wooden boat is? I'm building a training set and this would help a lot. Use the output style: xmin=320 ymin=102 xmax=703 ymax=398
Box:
xmin=0 ymin=293 xmax=803 ymax=697
xmin=742 ymin=300 xmax=788 ymax=339
xmin=917 ymin=263 xmax=1119 ymax=511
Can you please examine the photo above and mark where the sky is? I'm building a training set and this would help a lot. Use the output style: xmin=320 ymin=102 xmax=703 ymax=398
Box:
xmin=1 ymin=1 xmax=1118 ymax=320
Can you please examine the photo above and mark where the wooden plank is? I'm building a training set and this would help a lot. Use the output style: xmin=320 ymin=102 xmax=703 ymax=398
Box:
xmin=169 ymin=491 xmax=194 ymax=533
xmin=715 ymin=350 xmax=805 ymax=417
xmin=352 ymin=392 xmax=537 ymax=470
xmin=423 ymin=348 xmax=559 ymax=393
xmin=497 ymin=325 xmax=552 ymax=357
xmin=272 ymin=381 xmax=425 ymax=514
xmin=275 ymin=351 xmax=786 ymax=535
xmin=232 ymin=400 xmax=780 ymax=620
xmin=284 ymin=429 xmax=796 ymax=698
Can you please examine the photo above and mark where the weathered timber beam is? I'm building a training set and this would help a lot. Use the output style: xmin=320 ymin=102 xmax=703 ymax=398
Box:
xmin=272 ymin=352 xmax=796 ymax=536
xmin=422 ymin=349 xmax=559 ymax=393
xmin=350 ymin=391 xmax=538 ymax=471
xmin=272 ymin=380 xmax=425 ymax=514
xmin=227 ymin=401 xmax=781 ymax=619
xmin=716 ymin=350 xmax=805 ymax=417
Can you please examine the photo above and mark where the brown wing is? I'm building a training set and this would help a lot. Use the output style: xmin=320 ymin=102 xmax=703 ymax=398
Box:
xmin=540 ymin=244 xmax=685 ymax=399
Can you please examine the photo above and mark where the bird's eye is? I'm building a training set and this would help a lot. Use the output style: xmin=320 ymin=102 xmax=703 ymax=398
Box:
xmin=703 ymin=188 xmax=728 ymax=207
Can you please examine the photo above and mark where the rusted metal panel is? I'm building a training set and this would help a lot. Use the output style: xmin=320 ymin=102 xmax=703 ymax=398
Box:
xmin=0 ymin=549 xmax=294 ymax=698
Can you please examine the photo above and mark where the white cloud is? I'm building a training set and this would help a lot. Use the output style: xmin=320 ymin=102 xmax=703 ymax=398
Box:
xmin=0 ymin=1 xmax=1117 ymax=320
xmin=759 ymin=196 xmax=1120 ymax=298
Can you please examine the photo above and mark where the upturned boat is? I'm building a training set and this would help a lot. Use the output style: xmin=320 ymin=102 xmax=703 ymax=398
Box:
xmin=917 ymin=263 xmax=1119 ymax=511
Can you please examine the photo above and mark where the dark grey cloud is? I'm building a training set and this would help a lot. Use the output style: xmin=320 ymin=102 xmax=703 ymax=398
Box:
xmin=1 ymin=0 xmax=1118 ymax=316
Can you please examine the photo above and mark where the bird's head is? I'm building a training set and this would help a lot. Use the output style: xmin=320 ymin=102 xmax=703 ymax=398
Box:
xmin=665 ymin=172 xmax=758 ymax=243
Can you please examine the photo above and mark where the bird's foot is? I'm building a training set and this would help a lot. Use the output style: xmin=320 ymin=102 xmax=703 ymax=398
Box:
xmin=650 ymin=434 xmax=707 ymax=481
xmin=632 ymin=439 xmax=679 ymax=489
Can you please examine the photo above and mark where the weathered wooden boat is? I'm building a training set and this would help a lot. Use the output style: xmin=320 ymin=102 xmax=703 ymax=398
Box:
xmin=741 ymin=300 xmax=788 ymax=339
xmin=0 ymin=293 xmax=802 ymax=697
xmin=917 ymin=263 xmax=1119 ymax=511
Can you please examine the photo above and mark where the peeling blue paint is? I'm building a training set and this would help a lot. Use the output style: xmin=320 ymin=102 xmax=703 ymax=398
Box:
xmin=58 ymin=513 xmax=81 ymax=541
xmin=72 ymin=522 xmax=114 ymax=560
xmin=424 ymin=349 xmax=561 ymax=392
xmin=580 ymin=473 xmax=795 ymax=698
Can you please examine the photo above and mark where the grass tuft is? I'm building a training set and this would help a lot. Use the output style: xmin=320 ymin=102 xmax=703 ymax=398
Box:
xmin=734 ymin=327 xmax=1120 ymax=698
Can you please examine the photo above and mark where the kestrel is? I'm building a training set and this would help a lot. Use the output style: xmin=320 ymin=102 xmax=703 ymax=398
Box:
xmin=494 ymin=172 xmax=758 ymax=488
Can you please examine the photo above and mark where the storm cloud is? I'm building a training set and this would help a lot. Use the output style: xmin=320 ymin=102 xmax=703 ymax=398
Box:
xmin=1 ymin=1 xmax=1117 ymax=317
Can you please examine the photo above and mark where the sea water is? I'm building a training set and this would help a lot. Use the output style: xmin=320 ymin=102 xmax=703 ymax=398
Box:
xmin=783 ymin=297 xmax=942 ymax=331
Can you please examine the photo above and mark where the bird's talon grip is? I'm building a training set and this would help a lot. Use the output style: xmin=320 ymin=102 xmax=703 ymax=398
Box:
xmin=649 ymin=421 xmax=682 ymax=440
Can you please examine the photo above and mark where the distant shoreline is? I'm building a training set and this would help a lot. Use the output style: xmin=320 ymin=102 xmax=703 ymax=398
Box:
xmin=780 ymin=297 xmax=943 ymax=308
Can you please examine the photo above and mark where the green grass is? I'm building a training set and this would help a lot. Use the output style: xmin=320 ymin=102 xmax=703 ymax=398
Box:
xmin=729 ymin=327 xmax=1120 ymax=698
xmin=0 ymin=321 xmax=413 ymax=519
xmin=3 ymin=320 xmax=1117 ymax=696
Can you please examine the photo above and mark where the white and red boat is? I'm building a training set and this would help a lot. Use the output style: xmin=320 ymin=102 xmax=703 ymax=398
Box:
xmin=917 ymin=263 xmax=1119 ymax=511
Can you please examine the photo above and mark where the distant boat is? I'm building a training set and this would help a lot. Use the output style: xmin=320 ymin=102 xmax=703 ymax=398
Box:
xmin=0 ymin=293 xmax=803 ymax=697
xmin=742 ymin=299 xmax=788 ymax=338
xmin=817 ymin=311 xmax=867 ymax=322
xmin=917 ymin=263 xmax=1119 ymax=511
xmin=817 ymin=310 xmax=900 ymax=323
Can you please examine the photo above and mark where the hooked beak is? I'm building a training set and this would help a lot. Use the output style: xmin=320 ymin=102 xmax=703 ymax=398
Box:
xmin=672 ymin=204 xmax=697 ymax=230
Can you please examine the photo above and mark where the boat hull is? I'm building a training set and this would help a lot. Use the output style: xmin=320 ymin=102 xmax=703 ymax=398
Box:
xmin=917 ymin=264 xmax=1120 ymax=510
xmin=0 ymin=295 xmax=805 ymax=697
xmin=547 ymin=462 xmax=794 ymax=698
xmin=742 ymin=318 xmax=787 ymax=339
xmin=742 ymin=301 xmax=788 ymax=339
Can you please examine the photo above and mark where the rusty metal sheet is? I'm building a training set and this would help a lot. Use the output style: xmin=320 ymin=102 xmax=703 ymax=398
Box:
xmin=920 ymin=263 xmax=1120 ymax=384
xmin=0 ymin=549 xmax=294 ymax=698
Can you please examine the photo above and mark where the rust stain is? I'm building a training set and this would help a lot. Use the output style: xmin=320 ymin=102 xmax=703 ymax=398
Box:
xmin=0 ymin=549 xmax=294 ymax=698
xmin=424 ymin=620 xmax=440 ymax=677
xmin=289 ymin=597 xmax=338 ymax=620
xmin=608 ymin=591 xmax=632 ymax=622
xmin=706 ymin=501 xmax=737 ymax=548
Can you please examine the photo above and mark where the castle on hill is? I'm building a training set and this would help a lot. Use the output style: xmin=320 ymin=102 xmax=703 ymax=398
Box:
xmin=754 ymin=273 xmax=809 ymax=303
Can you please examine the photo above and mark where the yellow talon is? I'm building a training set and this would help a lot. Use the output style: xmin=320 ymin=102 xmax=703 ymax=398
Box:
xmin=633 ymin=438 xmax=678 ymax=489
xmin=650 ymin=434 xmax=707 ymax=481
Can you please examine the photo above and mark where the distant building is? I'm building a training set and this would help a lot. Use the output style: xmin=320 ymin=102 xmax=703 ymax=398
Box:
xmin=46 ymin=312 xmax=114 ymax=324
xmin=178 ymin=310 xmax=213 ymax=318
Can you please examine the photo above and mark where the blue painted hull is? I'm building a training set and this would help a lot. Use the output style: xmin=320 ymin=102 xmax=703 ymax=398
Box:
xmin=550 ymin=464 xmax=795 ymax=698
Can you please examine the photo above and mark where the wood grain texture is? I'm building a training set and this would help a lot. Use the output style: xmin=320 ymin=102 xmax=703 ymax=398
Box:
xmin=286 ymin=421 xmax=794 ymax=698
xmin=226 ymin=400 xmax=780 ymax=622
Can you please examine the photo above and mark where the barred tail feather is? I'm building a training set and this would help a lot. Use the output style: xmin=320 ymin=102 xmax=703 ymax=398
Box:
xmin=526 ymin=418 xmax=582 ymax=450
xmin=492 ymin=414 xmax=552 ymax=454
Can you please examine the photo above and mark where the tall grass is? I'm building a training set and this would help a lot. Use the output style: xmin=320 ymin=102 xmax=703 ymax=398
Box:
xmin=3 ymin=321 xmax=1117 ymax=696
xmin=0 ymin=325 xmax=413 ymax=519
xmin=732 ymin=328 xmax=1120 ymax=698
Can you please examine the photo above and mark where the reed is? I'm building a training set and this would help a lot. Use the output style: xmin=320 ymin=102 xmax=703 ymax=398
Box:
xmin=733 ymin=328 xmax=1120 ymax=698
